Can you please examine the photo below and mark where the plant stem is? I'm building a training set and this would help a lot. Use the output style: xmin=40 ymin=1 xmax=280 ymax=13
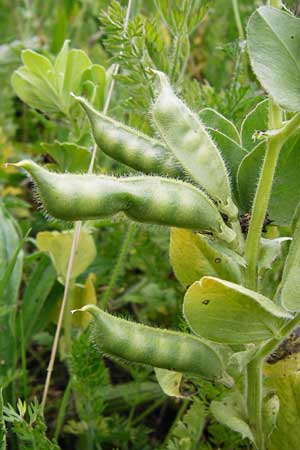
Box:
xmin=63 ymin=282 xmax=75 ymax=354
xmin=244 ymin=100 xmax=283 ymax=290
xmin=41 ymin=0 xmax=133 ymax=413
xmin=258 ymin=313 xmax=300 ymax=361
xmin=232 ymin=0 xmax=245 ymax=40
xmin=246 ymin=312 xmax=300 ymax=449
xmin=100 ymin=223 xmax=137 ymax=308
xmin=246 ymin=358 xmax=264 ymax=449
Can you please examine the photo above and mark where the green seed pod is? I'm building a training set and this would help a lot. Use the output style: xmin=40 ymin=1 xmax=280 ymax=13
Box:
xmin=73 ymin=95 xmax=184 ymax=179
xmin=152 ymin=71 xmax=237 ymax=219
xmin=76 ymin=304 xmax=233 ymax=386
xmin=14 ymin=160 xmax=236 ymax=244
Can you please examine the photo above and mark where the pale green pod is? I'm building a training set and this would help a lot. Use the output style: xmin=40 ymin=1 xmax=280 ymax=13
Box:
xmin=77 ymin=304 xmax=233 ymax=386
xmin=152 ymin=71 xmax=237 ymax=219
xmin=15 ymin=160 xmax=236 ymax=244
xmin=73 ymin=95 xmax=184 ymax=179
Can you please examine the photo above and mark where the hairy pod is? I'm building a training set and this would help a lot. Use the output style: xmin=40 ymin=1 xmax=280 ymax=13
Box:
xmin=76 ymin=304 xmax=233 ymax=386
xmin=15 ymin=160 xmax=236 ymax=244
xmin=73 ymin=95 xmax=184 ymax=179
xmin=152 ymin=71 xmax=237 ymax=219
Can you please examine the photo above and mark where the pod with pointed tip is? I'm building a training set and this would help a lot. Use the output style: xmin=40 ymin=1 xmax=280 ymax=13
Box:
xmin=152 ymin=71 xmax=237 ymax=219
xmin=15 ymin=160 xmax=236 ymax=243
xmin=77 ymin=304 xmax=233 ymax=386
xmin=74 ymin=95 xmax=184 ymax=179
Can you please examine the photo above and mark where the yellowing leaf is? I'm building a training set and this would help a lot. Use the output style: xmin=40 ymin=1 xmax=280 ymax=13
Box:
xmin=264 ymin=355 xmax=300 ymax=450
xmin=72 ymin=273 xmax=97 ymax=329
xmin=169 ymin=228 xmax=242 ymax=288
xmin=154 ymin=368 xmax=184 ymax=398
xmin=36 ymin=228 xmax=96 ymax=284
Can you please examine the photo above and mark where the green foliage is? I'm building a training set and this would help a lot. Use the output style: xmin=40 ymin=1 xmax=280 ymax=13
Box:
xmin=211 ymin=392 xmax=254 ymax=443
xmin=0 ymin=201 xmax=23 ymax=381
xmin=71 ymin=330 xmax=109 ymax=422
xmin=3 ymin=399 xmax=60 ymax=450
xmin=0 ymin=390 xmax=6 ymax=450
xmin=4 ymin=1 xmax=300 ymax=449
xmin=164 ymin=398 xmax=207 ymax=450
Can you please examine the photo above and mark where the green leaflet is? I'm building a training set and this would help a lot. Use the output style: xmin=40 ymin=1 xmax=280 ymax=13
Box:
xmin=281 ymin=217 xmax=300 ymax=311
xmin=183 ymin=277 xmax=292 ymax=344
xmin=237 ymin=133 xmax=300 ymax=225
xmin=240 ymin=99 xmax=268 ymax=151
xmin=210 ymin=392 xmax=255 ymax=444
xmin=21 ymin=254 xmax=57 ymax=343
xmin=40 ymin=141 xmax=91 ymax=173
xmin=199 ymin=108 xmax=247 ymax=197
xmin=199 ymin=108 xmax=241 ymax=144
xmin=247 ymin=6 xmax=300 ymax=111
xmin=11 ymin=40 xmax=104 ymax=116
xmin=81 ymin=64 xmax=106 ymax=111
xmin=0 ymin=202 xmax=23 ymax=377
xmin=152 ymin=71 xmax=237 ymax=219
xmin=258 ymin=237 xmax=291 ymax=299
xmin=205 ymin=128 xmax=247 ymax=198
xmin=169 ymin=228 xmax=243 ymax=289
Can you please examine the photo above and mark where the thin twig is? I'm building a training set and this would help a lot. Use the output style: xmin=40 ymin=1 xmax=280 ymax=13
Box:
xmin=232 ymin=0 xmax=245 ymax=41
xmin=41 ymin=0 xmax=133 ymax=413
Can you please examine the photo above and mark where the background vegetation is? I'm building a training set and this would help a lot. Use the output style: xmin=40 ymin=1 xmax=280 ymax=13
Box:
xmin=0 ymin=0 xmax=297 ymax=448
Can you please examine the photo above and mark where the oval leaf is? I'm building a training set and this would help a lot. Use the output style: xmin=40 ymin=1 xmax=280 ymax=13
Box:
xmin=248 ymin=6 xmax=300 ymax=111
xmin=199 ymin=108 xmax=241 ymax=144
xmin=183 ymin=276 xmax=291 ymax=344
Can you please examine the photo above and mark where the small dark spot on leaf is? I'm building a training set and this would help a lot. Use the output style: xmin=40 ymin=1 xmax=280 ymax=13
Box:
xmin=215 ymin=257 xmax=221 ymax=263
xmin=202 ymin=299 xmax=210 ymax=305
xmin=291 ymin=35 xmax=295 ymax=39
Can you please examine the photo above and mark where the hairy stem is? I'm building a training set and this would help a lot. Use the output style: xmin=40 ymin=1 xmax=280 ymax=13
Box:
xmin=246 ymin=312 xmax=300 ymax=449
xmin=244 ymin=133 xmax=282 ymax=289
xmin=232 ymin=0 xmax=245 ymax=40
xmin=41 ymin=0 xmax=133 ymax=413
xmin=247 ymin=358 xmax=264 ymax=449
xmin=258 ymin=313 xmax=300 ymax=361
